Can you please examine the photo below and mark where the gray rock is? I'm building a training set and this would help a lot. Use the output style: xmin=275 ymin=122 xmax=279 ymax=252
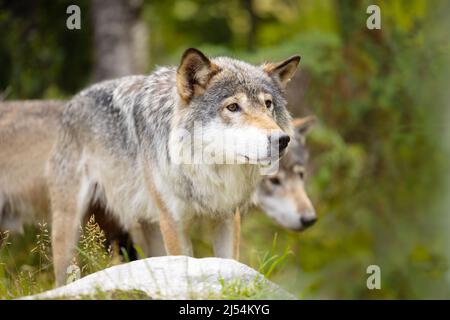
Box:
xmin=23 ymin=256 xmax=295 ymax=300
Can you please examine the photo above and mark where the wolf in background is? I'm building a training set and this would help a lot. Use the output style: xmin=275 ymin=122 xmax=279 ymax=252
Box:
xmin=255 ymin=116 xmax=316 ymax=231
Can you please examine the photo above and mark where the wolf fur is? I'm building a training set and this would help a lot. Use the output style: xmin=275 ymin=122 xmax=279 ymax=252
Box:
xmin=0 ymin=100 xmax=62 ymax=232
xmin=0 ymin=100 xmax=138 ymax=257
xmin=46 ymin=48 xmax=299 ymax=284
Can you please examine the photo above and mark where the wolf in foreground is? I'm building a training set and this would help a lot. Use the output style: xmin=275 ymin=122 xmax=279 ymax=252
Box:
xmin=7 ymin=49 xmax=301 ymax=284
xmin=0 ymin=99 xmax=316 ymax=237
xmin=1 ymin=105 xmax=317 ymax=265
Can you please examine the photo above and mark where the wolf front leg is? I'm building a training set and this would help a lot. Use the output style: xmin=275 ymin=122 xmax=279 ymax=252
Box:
xmin=212 ymin=208 xmax=241 ymax=260
xmin=143 ymin=169 xmax=192 ymax=256
xmin=158 ymin=209 xmax=193 ymax=256
xmin=130 ymin=221 xmax=167 ymax=257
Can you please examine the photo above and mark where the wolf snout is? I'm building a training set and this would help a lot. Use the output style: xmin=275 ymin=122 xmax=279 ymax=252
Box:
xmin=278 ymin=135 xmax=290 ymax=152
xmin=300 ymin=216 xmax=317 ymax=228
xmin=269 ymin=131 xmax=290 ymax=154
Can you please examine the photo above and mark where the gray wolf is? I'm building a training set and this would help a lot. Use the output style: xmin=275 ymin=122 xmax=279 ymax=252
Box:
xmin=0 ymin=100 xmax=136 ymax=256
xmin=0 ymin=91 xmax=316 ymax=283
xmin=0 ymin=102 xmax=315 ymax=284
xmin=0 ymin=101 xmax=316 ymax=237
xmin=47 ymin=48 xmax=299 ymax=284
xmin=255 ymin=116 xmax=317 ymax=231
xmin=0 ymin=100 xmax=62 ymax=232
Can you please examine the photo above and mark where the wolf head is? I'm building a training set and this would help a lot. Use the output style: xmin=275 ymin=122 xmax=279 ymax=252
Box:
xmin=255 ymin=116 xmax=317 ymax=231
xmin=174 ymin=48 xmax=300 ymax=167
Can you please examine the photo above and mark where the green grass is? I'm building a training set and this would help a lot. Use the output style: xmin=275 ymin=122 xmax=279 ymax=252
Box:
xmin=47 ymin=289 xmax=153 ymax=300
xmin=1 ymin=227 xmax=53 ymax=299
xmin=0 ymin=216 xmax=120 ymax=300
xmin=0 ymin=217 xmax=293 ymax=300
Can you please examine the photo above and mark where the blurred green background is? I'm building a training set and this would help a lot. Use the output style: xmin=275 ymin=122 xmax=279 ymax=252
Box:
xmin=1 ymin=0 xmax=449 ymax=299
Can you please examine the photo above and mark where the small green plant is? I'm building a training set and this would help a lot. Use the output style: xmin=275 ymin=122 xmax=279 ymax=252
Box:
xmin=77 ymin=215 xmax=113 ymax=275
xmin=217 ymin=234 xmax=294 ymax=300
xmin=257 ymin=233 xmax=292 ymax=279
xmin=30 ymin=222 xmax=51 ymax=273
xmin=219 ymin=276 xmax=267 ymax=299
xmin=0 ymin=230 xmax=11 ymax=298
xmin=0 ymin=230 xmax=11 ymax=250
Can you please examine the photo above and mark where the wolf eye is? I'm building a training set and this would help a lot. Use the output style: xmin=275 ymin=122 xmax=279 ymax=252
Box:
xmin=265 ymin=100 xmax=272 ymax=109
xmin=226 ymin=103 xmax=240 ymax=112
xmin=269 ymin=177 xmax=281 ymax=185
xmin=293 ymin=165 xmax=305 ymax=179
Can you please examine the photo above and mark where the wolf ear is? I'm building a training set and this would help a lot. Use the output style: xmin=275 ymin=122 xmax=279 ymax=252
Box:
xmin=292 ymin=116 xmax=316 ymax=136
xmin=263 ymin=55 xmax=301 ymax=88
xmin=177 ymin=48 xmax=220 ymax=103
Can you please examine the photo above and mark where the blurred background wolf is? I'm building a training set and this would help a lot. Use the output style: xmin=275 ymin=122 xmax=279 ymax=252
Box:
xmin=0 ymin=0 xmax=449 ymax=299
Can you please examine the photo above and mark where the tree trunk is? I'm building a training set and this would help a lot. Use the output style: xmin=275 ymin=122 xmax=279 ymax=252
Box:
xmin=91 ymin=0 xmax=148 ymax=81
xmin=242 ymin=0 xmax=257 ymax=51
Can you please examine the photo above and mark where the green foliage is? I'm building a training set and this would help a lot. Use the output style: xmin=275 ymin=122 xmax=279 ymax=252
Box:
xmin=219 ymin=277 xmax=277 ymax=300
xmin=257 ymin=234 xmax=292 ymax=279
xmin=30 ymin=222 xmax=51 ymax=273
xmin=0 ymin=217 xmax=117 ymax=299
xmin=0 ymin=227 xmax=54 ymax=299
xmin=53 ymin=289 xmax=153 ymax=300
xmin=1 ymin=0 xmax=449 ymax=299
xmin=0 ymin=0 xmax=92 ymax=99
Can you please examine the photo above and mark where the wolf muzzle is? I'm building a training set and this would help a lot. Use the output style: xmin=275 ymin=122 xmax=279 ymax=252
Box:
xmin=269 ymin=131 xmax=291 ymax=157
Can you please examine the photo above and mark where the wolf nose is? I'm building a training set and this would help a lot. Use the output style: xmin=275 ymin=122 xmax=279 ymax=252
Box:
xmin=278 ymin=135 xmax=290 ymax=152
xmin=300 ymin=216 xmax=317 ymax=228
